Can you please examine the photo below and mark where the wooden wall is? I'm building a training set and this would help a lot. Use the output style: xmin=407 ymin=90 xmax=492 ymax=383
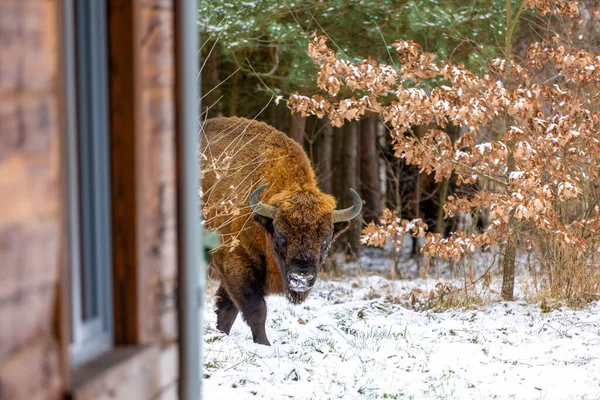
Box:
xmin=0 ymin=0 xmax=180 ymax=399
xmin=138 ymin=1 xmax=180 ymax=398
xmin=109 ymin=0 xmax=179 ymax=398
xmin=0 ymin=0 xmax=64 ymax=399
xmin=140 ymin=0 xmax=178 ymax=342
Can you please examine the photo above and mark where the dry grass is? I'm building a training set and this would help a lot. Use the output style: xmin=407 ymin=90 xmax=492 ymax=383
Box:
xmin=318 ymin=247 xmax=502 ymax=311
xmin=525 ymin=239 xmax=600 ymax=308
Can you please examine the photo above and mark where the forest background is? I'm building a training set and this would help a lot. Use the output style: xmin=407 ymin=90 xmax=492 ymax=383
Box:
xmin=198 ymin=0 xmax=600 ymax=307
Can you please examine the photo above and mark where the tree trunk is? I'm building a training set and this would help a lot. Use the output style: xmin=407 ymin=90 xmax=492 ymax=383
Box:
xmin=332 ymin=124 xmax=344 ymax=201
xmin=411 ymin=170 xmax=421 ymax=256
xmin=411 ymin=125 xmax=426 ymax=256
xmin=290 ymin=113 xmax=306 ymax=146
xmin=342 ymin=121 xmax=361 ymax=255
xmin=360 ymin=115 xmax=382 ymax=224
xmin=270 ymin=103 xmax=279 ymax=131
xmin=502 ymin=240 xmax=516 ymax=300
xmin=229 ymin=71 xmax=238 ymax=116
xmin=318 ymin=116 xmax=334 ymax=195
xmin=435 ymin=178 xmax=450 ymax=234
xmin=330 ymin=124 xmax=345 ymax=257
xmin=382 ymin=130 xmax=401 ymax=212
xmin=435 ymin=124 xmax=458 ymax=235
xmin=502 ymin=145 xmax=517 ymax=301
xmin=305 ymin=116 xmax=318 ymax=166
xmin=376 ymin=120 xmax=387 ymax=209
xmin=203 ymin=49 xmax=221 ymax=118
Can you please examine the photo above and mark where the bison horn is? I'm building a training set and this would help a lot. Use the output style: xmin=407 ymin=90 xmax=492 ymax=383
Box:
xmin=333 ymin=189 xmax=363 ymax=223
xmin=249 ymin=184 xmax=277 ymax=219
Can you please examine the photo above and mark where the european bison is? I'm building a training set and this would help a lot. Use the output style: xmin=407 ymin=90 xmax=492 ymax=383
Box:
xmin=201 ymin=117 xmax=361 ymax=345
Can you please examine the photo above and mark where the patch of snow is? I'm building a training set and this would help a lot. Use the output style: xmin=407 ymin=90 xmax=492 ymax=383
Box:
xmin=203 ymin=275 xmax=600 ymax=399
xmin=510 ymin=171 xmax=525 ymax=180
xmin=475 ymin=142 xmax=492 ymax=155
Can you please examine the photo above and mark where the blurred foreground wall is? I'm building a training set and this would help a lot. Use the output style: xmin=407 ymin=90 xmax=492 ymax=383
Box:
xmin=0 ymin=1 xmax=185 ymax=399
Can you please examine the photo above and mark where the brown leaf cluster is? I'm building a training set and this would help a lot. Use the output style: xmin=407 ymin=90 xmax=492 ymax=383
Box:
xmin=361 ymin=209 xmax=427 ymax=249
xmin=288 ymin=4 xmax=600 ymax=263
xmin=525 ymin=0 xmax=579 ymax=17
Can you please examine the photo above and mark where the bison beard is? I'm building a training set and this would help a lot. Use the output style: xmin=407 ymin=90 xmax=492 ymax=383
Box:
xmin=202 ymin=117 xmax=361 ymax=345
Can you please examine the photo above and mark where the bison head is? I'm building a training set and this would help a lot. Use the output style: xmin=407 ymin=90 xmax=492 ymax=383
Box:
xmin=250 ymin=184 xmax=361 ymax=303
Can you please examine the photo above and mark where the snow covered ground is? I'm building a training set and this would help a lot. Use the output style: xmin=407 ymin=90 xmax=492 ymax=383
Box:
xmin=202 ymin=275 xmax=600 ymax=400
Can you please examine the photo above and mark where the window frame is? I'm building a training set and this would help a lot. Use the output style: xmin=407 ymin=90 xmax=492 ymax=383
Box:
xmin=68 ymin=0 xmax=114 ymax=368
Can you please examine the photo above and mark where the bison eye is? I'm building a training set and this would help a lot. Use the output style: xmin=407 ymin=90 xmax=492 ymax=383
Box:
xmin=321 ymin=239 xmax=328 ymax=251
xmin=275 ymin=234 xmax=286 ymax=249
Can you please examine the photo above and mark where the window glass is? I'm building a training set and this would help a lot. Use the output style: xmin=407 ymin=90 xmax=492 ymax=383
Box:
xmin=69 ymin=0 xmax=113 ymax=367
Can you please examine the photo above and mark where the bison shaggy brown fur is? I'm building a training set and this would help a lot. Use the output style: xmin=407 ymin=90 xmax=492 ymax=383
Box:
xmin=201 ymin=117 xmax=361 ymax=345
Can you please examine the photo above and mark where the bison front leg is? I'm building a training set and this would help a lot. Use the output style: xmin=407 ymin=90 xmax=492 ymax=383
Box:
xmin=218 ymin=248 xmax=271 ymax=345
xmin=215 ymin=285 xmax=239 ymax=334
xmin=240 ymin=292 xmax=270 ymax=345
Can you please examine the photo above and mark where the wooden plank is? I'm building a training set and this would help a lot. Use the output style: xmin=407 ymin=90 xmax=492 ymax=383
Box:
xmin=0 ymin=95 xmax=56 ymax=162
xmin=0 ymin=95 xmax=59 ymax=225
xmin=140 ymin=0 xmax=174 ymax=9
xmin=55 ymin=0 xmax=74 ymax=390
xmin=71 ymin=346 xmax=160 ymax=400
xmin=0 ymin=151 xmax=59 ymax=224
xmin=0 ymin=98 xmax=20 ymax=163
xmin=140 ymin=8 xmax=174 ymax=89
xmin=0 ymin=283 xmax=57 ymax=362
xmin=0 ymin=1 xmax=24 ymax=93
xmin=143 ymin=88 xmax=175 ymax=141
xmin=138 ymin=123 xmax=162 ymax=341
xmin=157 ymin=344 xmax=178 ymax=393
xmin=110 ymin=0 xmax=178 ymax=347
xmin=0 ymin=338 xmax=62 ymax=400
xmin=109 ymin=0 xmax=143 ymax=345
xmin=0 ymin=0 xmax=64 ymax=397
xmin=0 ymin=222 xmax=60 ymax=301
xmin=160 ymin=182 xmax=178 ymax=282
xmin=110 ymin=0 xmax=177 ymax=346
xmin=160 ymin=308 xmax=177 ymax=342
xmin=0 ymin=93 xmax=56 ymax=157
xmin=0 ymin=1 xmax=57 ymax=94
xmin=21 ymin=0 xmax=58 ymax=92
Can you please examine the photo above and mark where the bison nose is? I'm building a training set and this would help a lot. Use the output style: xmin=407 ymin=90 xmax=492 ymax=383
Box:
xmin=288 ymin=272 xmax=315 ymax=292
